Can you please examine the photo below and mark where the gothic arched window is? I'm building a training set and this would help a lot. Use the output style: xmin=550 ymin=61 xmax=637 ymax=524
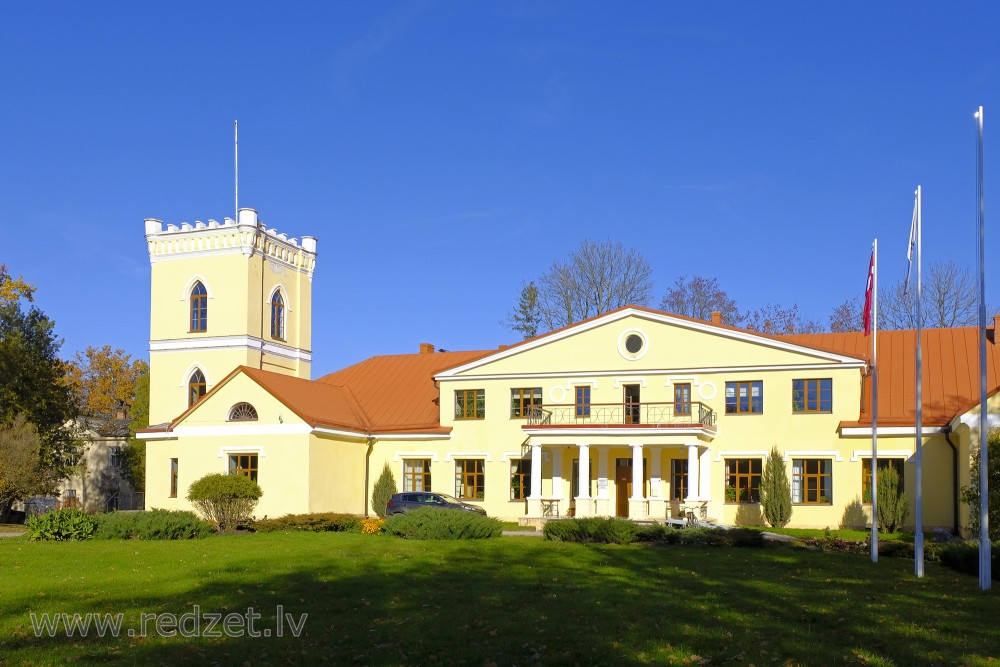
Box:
xmin=190 ymin=281 xmax=208 ymax=332
xmin=188 ymin=368 xmax=206 ymax=407
xmin=270 ymin=290 xmax=285 ymax=340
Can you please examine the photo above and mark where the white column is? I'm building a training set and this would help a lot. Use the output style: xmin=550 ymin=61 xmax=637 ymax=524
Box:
xmin=629 ymin=443 xmax=648 ymax=519
xmin=595 ymin=446 xmax=610 ymax=516
xmin=576 ymin=443 xmax=592 ymax=516
xmin=648 ymin=446 xmax=666 ymax=519
xmin=527 ymin=444 xmax=543 ymax=517
xmin=685 ymin=443 xmax=700 ymax=501
xmin=551 ymin=447 xmax=564 ymax=500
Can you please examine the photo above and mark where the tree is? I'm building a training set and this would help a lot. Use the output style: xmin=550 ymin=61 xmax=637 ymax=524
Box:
xmin=879 ymin=261 xmax=993 ymax=330
xmin=829 ymin=295 xmax=864 ymax=333
xmin=660 ymin=275 xmax=741 ymax=325
xmin=760 ymin=446 xmax=792 ymax=528
xmin=0 ymin=415 xmax=55 ymax=520
xmin=64 ymin=346 xmax=149 ymax=427
xmin=371 ymin=462 xmax=398 ymax=518
xmin=876 ymin=464 xmax=909 ymax=533
xmin=510 ymin=240 xmax=654 ymax=333
xmin=960 ymin=427 xmax=1000 ymax=541
xmin=120 ymin=371 xmax=150 ymax=491
xmin=0 ymin=296 xmax=79 ymax=477
xmin=503 ymin=281 xmax=543 ymax=339
xmin=0 ymin=264 xmax=35 ymax=305
xmin=743 ymin=304 xmax=823 ymax=335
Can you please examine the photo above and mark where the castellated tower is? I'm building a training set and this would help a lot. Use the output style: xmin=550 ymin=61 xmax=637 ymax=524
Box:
xmin=145 ymin=208 xmax=317 ymax=425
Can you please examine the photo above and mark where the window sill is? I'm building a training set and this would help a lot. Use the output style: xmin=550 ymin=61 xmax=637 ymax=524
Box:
xmin=723 ymin=412 xmax=764 ymax=416
xmin=454 ymin=417 xmax=485 ymax=421
xmin=724 ymin=501 xmax=760 ymax=505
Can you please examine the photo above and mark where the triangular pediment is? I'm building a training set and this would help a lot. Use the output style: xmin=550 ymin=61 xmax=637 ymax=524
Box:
xmin=436 ymin=307 xmax=866 ymax=379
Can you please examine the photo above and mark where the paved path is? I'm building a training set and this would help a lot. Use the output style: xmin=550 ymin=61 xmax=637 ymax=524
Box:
xmin=502 ymin=530 xmax=543 ymax=537
xmin=0 ymin=531 xmax=25 ymax=538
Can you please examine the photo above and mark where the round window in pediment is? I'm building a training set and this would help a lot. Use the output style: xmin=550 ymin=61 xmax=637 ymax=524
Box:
xmin=617 ymin=328 xmax=650 ymax=361
xmin=228 ymin=402 xmax=259 ymax=422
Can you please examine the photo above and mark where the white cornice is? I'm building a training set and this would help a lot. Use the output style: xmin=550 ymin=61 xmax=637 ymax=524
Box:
xmin=149 ymin=335 xmax=312 ymax=362
xmin=522 ymin=426 xmax=716 ymax=441
xmin=171 ymin=424 xmax=312 ymax=437
xmin=435 ymin=308 xmax=867 ymax=379
xmin=839 ymin=426 xmax=943 ymax=437
xmin=437 ymin=362 xmax=863 ymax=383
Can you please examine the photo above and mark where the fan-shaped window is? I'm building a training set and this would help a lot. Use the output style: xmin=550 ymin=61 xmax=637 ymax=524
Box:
xmin=190 ymin=281 xmax=208 ymax=332
xmin=270 ymin=290 xmax=285 ymax=340
xmin=188 ymin=369 xmax=206 ymax=407
xmin=228 ymin=402 xmax=259 ymax=422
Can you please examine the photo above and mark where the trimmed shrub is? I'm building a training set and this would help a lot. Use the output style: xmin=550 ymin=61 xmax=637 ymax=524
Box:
xmin=938 ymin=541 xmax=998 ymax=579
xmin=727 ymin=527 xmax=767 ymax=548
xmin=876 ymin=465 xmax=908 ymax=533
xmin=371 ymin=463 xmax=397 ymax=519
xmin=94 ymin=509 xmax=214 ymax=540
xmin=760 ymin=446 xmax=792 ymax=528
xmin=543 ymin=518 xmax=640 ymax=545
xmin=26 ymin=508 xmax=97 ymax=541
xmin=253 ymin=513 xmax=362 ymax=533
xmin=187 ymin=473 xmax=262 ymax=532
xmin=383 ymin=508 xmax=502 ymax=540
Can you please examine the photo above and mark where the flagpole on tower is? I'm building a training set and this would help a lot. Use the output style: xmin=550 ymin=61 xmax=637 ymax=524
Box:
xmin=235 ymin=120 xmax=239 ymax=222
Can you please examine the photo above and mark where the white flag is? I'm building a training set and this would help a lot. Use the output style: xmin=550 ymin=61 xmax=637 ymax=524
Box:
xmin=903 ymin=194 xmax=918 ymax=295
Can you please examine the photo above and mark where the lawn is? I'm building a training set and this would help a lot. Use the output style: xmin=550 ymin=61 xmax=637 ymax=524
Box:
xmin=0 ymin=533 xmax=997 ymax=666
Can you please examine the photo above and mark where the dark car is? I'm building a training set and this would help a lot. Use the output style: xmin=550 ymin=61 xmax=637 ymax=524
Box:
xmin=385 ymin=492 xmax=487 ymax=517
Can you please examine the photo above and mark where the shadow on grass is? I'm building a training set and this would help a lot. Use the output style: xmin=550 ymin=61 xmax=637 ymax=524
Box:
xmin=0 ymin=534 xmax=997 ymax=665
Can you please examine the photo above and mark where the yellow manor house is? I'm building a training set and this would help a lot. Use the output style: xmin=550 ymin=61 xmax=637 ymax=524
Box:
xmin=140 ymin=211 xmax=1000 ymax=531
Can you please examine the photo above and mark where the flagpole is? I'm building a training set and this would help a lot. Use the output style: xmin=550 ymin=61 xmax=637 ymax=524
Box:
xmin=871 ymin=239 xmax=879 ymax=563
xmin=235 ymin=120 xmax=239 ymax=221
xmin=975 ymin=105 xmax=991 ymax=590
xmin=914 ymin=185 xmax=924 ymax=578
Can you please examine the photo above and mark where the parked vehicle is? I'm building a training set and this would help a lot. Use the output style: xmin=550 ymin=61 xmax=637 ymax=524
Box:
xmin=385 ymin=492 xmax=487 ymax=517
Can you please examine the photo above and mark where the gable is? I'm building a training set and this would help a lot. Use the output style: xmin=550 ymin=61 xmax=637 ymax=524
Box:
xmin=172 ymin=371 xmax=308 ymax=428
xmin=438 ymin=310 xmax=865 ymax=379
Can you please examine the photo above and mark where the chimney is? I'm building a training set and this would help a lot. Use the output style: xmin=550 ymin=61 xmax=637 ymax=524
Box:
xmin=711 ymin=311 xmax=722 ymax=325
xmin=419 ymin=343 xmax=435 ymax=354
xmin=989 ymin=314 xmax=999 ymax=344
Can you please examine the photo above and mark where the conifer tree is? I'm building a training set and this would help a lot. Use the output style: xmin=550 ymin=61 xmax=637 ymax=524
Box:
xmin=371 ymin=462 xmax=398 ymax=519
xmin=760 ymin=446 xmax=792 ymax=528
xmin=876 ymin=464 xmax=909 ymax=534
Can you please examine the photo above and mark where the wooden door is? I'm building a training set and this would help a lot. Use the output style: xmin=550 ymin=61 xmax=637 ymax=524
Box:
xmin=615 ymin=464 xmax=631 ymax=516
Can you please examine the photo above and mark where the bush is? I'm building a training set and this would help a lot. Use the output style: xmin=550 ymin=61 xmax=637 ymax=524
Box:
xmin=760 ymin=446 xmax=792 ymax=528
xmin=94 ymin=509 xmax=214 ymax=540
xmin=253 ymin=513 xmax=362 ymax=533
xmin=543 ymin=518 xmax=640 ymax=545
xmin=187 ymin=473 xmax=262 ymax=532
xmin=876 ymin=465 xmax=909 ymax=533
xmin=961 ymin=428 xmax=1000 ymax=541
xmin=26 ymin=508 xmax=97 ymax=541
xmin=938 ymin=541 xmax=999 ymax=579
xmin=383 ymin=508 xmax=502 ymax=540
xmin=371 ymin=463 xmax=397 ymax=519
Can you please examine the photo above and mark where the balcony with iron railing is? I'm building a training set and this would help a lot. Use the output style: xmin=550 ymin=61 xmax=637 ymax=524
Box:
xmin=524 ymin=401 xmax=717 ymax=430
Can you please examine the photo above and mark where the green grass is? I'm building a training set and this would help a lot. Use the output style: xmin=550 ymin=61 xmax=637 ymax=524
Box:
xmin=499 ymin=521 xmax=534 ymax=531
xmin=0 ymin=533 xmax=997 ymax=665
xmin=755 ymin=526 xmax=912 ymax=541
xmin=0 ymin=523 xmax=26 ymax=533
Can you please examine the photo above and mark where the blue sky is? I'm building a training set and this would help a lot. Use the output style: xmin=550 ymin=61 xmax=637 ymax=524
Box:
xmin=2 ymin=2 xmax=998 ymax=376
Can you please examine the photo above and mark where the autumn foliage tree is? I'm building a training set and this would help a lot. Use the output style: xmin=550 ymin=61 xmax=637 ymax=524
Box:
xmin=64 ymin=346 xmax=149 ymax=427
